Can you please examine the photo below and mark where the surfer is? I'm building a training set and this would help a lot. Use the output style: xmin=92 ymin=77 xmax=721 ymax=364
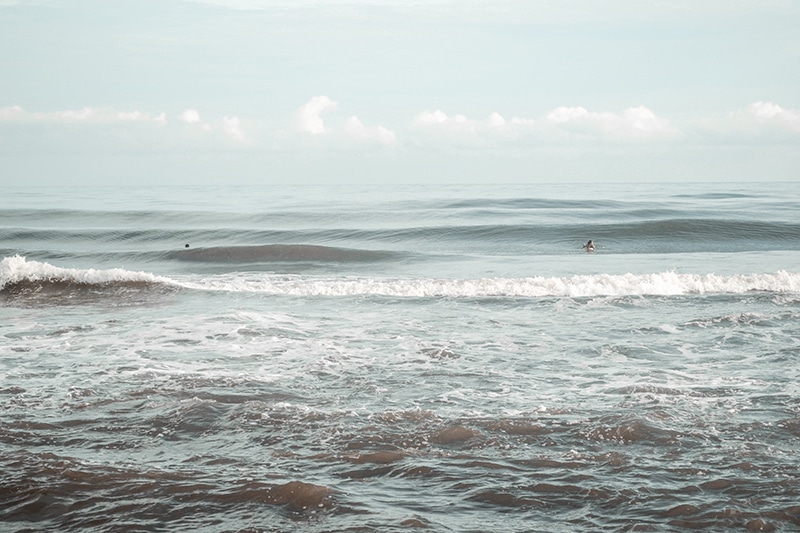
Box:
xmin=582 ymin=240 xmax=595 ymax=252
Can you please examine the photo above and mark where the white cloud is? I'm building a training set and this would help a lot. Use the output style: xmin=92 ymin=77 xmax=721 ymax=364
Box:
xmin=0 ymin=105 xmax=25 ymax=119
xmin=747 ymin=101 xmax=800 ymax=132
xmin=509 ymin=116 xmax=536 ymax=127
xmin=621 ymin=106 xmax=672 ymax=135
xmin=0 ymin=106 xmax=170 ymax=125
xmin=546 ymin=105 xmax=676 ymax=139
xmin=412 ymin=110 xmax=511 ymax=135
xmin=486 ymin=112 xmax=506 ymax=128
xmin=546 ymin=106 xmax=589 ymax=123
xmin=181 ymin=109 xmax=201 ymax=123
xmin=343 ymin=115 xmax=396 ymax=144
xmin=691 ymin=102 xmax=800 ymax=143
xmin=410 ymin=110 xmax=538 ymax=152
xmin=296 ymin=95 xmax=338 ymax=134
xmin=54 ymin=107 xmax=95 ymax=121
xmin=181 ymin=108 xmax=214 ymax=132
xmin=0 ymin=104 xmax=257 ymax=150
xmin=0 ymin=105 xmax=259 ymax=144
xmin=221 ymin=115 xmax=250 ymax=143
xmin=409 ymin=102 xmax=799 ymax=151
xmin=117 ymin=111 xmax=145 ymax=121
xmin=413 ymin=105 xmax=678 ymax=143
xmin=413 ymin=110 xmax=451 ymax=126
xmin=117 ymin=111 xmax=167 ymax=124
xmin=289 ymin=96 xmax=395 ymax=145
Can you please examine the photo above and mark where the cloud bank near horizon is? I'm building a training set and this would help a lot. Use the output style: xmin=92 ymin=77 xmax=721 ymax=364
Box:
xmin=2 ymin=98 xmax=798 ymax=152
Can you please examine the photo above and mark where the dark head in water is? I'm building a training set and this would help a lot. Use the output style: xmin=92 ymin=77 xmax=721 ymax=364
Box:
xmin=582 ymin=240 xmax=595 ymax=252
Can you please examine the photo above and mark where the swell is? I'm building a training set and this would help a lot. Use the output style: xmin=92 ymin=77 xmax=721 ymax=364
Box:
xmin=4 ymin=218 xmax=799 ymax=254
xmin=169 ymin=244 xmax=395 ymax=264
xmin=593 ymin=219 xmax=800 ymax=242
xmin=359 ymin=218 xmax=800 ymax=253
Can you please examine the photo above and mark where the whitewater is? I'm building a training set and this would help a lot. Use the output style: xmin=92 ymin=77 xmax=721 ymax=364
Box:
xmin=3 ymin=255 xmax=800 ymax=298
xmin=2 ymin=181 xmax=799 ymax=532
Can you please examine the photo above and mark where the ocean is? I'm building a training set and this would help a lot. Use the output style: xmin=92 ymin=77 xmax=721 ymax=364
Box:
xmin=1 ymin=181 xmax=799 ymax=532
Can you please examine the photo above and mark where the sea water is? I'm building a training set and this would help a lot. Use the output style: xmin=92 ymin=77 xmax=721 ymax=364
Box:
xmin=1 ymin=181 xmax=799 ymax=532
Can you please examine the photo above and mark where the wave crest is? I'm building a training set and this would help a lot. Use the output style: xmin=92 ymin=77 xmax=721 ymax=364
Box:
xmin=0 ymin=256 xmax=170 ymax=302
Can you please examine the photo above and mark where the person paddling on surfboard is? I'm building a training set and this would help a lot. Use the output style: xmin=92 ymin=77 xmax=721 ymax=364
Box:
xmin=582 ymin=240 xmax=595 ymax=252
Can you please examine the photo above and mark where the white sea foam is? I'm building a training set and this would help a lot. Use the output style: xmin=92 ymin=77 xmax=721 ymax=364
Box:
xmin=182 ymin=270 xmax=800 ymax=298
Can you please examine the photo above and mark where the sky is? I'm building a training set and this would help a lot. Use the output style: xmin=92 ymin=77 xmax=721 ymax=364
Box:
xmin=1 ymin=0 xmax=798 ymax=185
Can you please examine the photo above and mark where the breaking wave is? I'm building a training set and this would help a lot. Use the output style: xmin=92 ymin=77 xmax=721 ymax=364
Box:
xmin=3 ymin=256 xmax=799 ymax=302
xmin=0 ymin=256 xmax=172 ymax=304
xmin=1 ymin=255 xmax=165 ymax=289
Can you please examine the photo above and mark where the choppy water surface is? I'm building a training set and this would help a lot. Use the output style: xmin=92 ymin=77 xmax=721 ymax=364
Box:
xmin=2 ymin=182 xmax=800 ymax=532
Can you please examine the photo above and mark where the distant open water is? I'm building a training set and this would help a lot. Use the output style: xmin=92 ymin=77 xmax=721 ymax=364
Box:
xmin=2 ymin=182 xmax=800 ymax=532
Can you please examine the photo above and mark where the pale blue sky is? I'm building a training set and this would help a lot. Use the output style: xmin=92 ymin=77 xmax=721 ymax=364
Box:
xmin=1 ymin=0 xmax=798 ymax=185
